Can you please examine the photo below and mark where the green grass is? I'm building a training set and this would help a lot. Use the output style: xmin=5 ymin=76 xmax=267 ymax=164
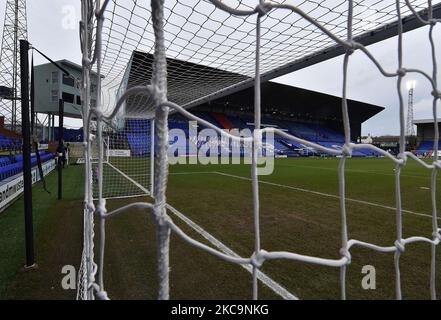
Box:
xmin=1 ymin=157 xmax=440 ymax=299
xmin=162 ymin=157 xmax=440 ymax=299
xmin=92 ymin=157 xmax=150 ymax=198
xmin=0 ymin=164 xmax=84 ymax=299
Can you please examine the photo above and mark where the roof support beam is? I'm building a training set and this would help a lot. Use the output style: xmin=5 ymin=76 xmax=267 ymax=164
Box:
xmin=184 ymin=3 xmax=441 ymax=109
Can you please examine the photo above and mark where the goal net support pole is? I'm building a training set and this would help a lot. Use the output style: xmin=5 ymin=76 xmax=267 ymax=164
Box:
xmin=150 ymin=119 xmax=155 ymax=195
xmin=105 ymin=136 xmax=108 ymax=164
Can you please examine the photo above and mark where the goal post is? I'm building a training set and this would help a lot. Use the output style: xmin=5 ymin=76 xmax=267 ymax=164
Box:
xmin=90 ymin=133 xmax=109 ymax=164
xmin=150 ymin=119 xmax=155 ymax=195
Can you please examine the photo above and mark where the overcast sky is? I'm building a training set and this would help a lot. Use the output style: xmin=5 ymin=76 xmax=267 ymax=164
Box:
xmin=1 ymin=0 xmax=440 ymax=136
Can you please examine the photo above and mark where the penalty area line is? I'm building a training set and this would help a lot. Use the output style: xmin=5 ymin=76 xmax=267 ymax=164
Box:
xmin=106 ymin=162 xmax=151 ymax=196
xmin=101 ymin=164 xmax=297 ymax=299
xmin=166 ymin=204 xmax=298 ymax=300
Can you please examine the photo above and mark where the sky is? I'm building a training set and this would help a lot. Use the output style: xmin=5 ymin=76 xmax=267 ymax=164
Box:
xmin=0 ymin=0 xmax=440 ymax=136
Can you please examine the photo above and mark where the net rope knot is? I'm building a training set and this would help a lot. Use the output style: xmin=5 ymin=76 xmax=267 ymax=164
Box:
xmin=431 ymin=90 xmax=441 ymax=99
xmin=95 ymin=290 xmax=109 ymax=300
xmin=87 ymin=270 xmax=98 ymax=290
xmin=151 ymin=84 xmax=166 ymax=105
xmin=395 ymin=240 xmax=405 ymax=253
xmin=346 ymin=41 xmax=357 ymax=54
xmin=434 ymin=230 xmax=441 ymax=243
xmin=339 ymin=248 xmax=351 ymax=264
xmin=255 ymin=2 xmax=272 ymax=16
xmin=251 ymin=250 xmax=267 ymax=268
xmin=86 ymin=201 xmax=95 ymax=213
xmin=342 ymin=144 xmax=352 ymax=157
xmin=153 ymin=201 xmax=170 ymax=227
xmin=156 ymin=215 xmax=171 ymax=228
xmin=96 ymin=199 xmax=107 ymax=217
xmin=397 ymin=153 xmax=408 ymax=166
xmin=92 ymin=108 xmax=103 ymax=120
xmin=87 ymin=281 xmax=95 ymax=292
xmin=397 ymin=68 xmax=407 ymax=77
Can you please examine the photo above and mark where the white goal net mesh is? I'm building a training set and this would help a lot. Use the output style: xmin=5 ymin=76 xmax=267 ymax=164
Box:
xmin=77 ymin=0 xmax=441 ymax=300
xmin=90 ymin=120 xmax=153 ymax=200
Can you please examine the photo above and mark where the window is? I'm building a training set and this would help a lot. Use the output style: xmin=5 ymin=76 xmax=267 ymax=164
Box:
xmin=62 ymin=92 xmax=75 ymax=104
xmin=51 ymin=71 xmax=59 ymax=85
xmin=62 ymin=74 xmax=75 ymax=87
xmin=76 ymin=96 xmax=81 ymax=105
xmin=51 ymin=90 xmax=58 ymax=102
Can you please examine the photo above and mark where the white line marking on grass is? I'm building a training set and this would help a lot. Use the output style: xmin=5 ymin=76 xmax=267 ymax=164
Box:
xmin=107 ymin=162 xmax=150 ymax=196
xmin=129 ymin=171 xmax=213 ymax=178
xmin=283 ymin=164 xmax=435 ymax=180
xmin=170 ymin=171 xmax=215 ymax=175
xmin=104 ymin=165 xmax=296 ymax=299
xmin=420 ymin=187 xmax=430 ymax=190
xmin=214 ymin=171 xmax=438 ymax=220
xmin=96 ymin=194 xmax=148 ymax=201
xmin=166 ymin=204 xmax=298 ymax=300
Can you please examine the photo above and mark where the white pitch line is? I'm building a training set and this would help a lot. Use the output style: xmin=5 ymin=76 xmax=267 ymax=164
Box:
xmin=281 ymin=164 xmax=436 ymax=180
xmin=105 ymin=164 xmax=296 ymax=299
xmin=129 ymin=171 xmax=213 ymax=178
xmin=107 ymin=162 xmax=150 ymax=196
xmin=97 ymin=194 xmax=148 ymax=201
xmin=169 ymin=171 xmax=215 ymax=175
xmin=166 ymin=204 xmax=298 ymax=300
xmin=214 ymin=171 xmax=438 ymax=220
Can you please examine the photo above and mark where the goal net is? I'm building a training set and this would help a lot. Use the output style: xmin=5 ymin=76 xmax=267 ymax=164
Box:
xmin=90 ymin=120 xmax=154 ymax=200
xmin=77 ymin=0 xmax=441 ymax=300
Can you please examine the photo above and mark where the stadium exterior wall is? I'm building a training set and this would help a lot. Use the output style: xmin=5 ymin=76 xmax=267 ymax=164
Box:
xmin=34 ymin=60 xmax=99 ymax=118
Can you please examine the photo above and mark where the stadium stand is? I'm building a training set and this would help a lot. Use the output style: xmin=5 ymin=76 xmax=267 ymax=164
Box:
xmin=116 ymin=112 xmax=380 ymax=158
xmin=0 ymin=150 xmax=54 ymax=182
xmin=416 ymin=141 xmax=441 ymax=156
xmin=0 ymin=133 xmax=21 ymax=151
xmin=115 ymin=52 xmax=384 ymax=159
xmin=125 ymin=119 xmax=152 ymax=156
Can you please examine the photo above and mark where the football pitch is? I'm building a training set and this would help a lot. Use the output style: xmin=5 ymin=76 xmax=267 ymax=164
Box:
xmin=1 ymin=157 xmax=440 ymax=300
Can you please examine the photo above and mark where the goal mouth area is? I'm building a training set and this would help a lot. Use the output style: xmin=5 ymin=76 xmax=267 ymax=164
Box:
xmin=98 ymin=0 xmax=441 ymax=117
xmin=92 ymin=160 xmax=151 ymax=200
